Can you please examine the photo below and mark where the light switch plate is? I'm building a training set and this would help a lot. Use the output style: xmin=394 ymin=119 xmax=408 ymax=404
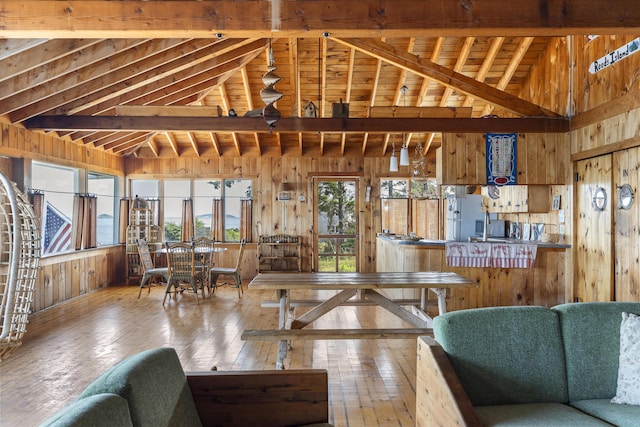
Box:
xmin=558 ymin=209 xmax=565 ymax=224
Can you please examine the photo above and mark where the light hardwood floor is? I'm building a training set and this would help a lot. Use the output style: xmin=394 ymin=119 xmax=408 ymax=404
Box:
xmin=1 ymin=284 xmax=419 ymax=426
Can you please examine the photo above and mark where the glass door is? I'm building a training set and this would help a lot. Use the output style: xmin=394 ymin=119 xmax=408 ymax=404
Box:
xmin=313 ymin=178 xmax=359 ymax=272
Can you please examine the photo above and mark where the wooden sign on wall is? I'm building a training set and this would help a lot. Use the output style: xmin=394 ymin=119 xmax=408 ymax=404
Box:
xmin=589 ymin=38 xmax=640 ymax=74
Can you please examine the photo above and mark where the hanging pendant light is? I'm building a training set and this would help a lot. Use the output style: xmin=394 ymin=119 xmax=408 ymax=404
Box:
xmin=399 ymin=135 xmax=409 ymax=166
xmin=399 ymin=85 xmax=410 ymax=166
xmin=390 ymin=151 xmax=399 ymax=172
xmin=389 ymin=135 xmax=399 ymax=172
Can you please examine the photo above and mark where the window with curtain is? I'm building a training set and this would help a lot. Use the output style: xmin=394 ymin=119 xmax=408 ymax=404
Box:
xmin=224 ymin=179 xmax=252 ymax=242
xmin=31 ymin=162 xmax=77 ymax=256
xmin=163 ymin=180 xmax=190 ymax=242
xmin=193 ymin=180 xmax=222 ymax=238
xmin=129 ymin=178 xmax=253 ymax=243
xmin=88 ymin=172 xmax=117 ymax=246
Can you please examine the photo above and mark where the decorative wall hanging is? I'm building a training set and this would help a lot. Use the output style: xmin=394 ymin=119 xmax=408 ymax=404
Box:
xmin=260 ymin=42 xmax=283 ymax=128
xmin=486 ymin=133 xmax=517 ymax=186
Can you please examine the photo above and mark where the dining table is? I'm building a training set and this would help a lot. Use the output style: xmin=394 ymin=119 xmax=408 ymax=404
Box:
xmin=241 ymin=271 xmax=477 ymax=368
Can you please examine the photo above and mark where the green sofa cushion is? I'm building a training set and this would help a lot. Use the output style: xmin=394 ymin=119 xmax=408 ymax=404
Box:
xmin=475 ymin=402 xmax=614 ymax=426
xmin=78 ymin=347 xmax=202 ymax=427
xmin=433 ymin=306 xmax=568 ymax=406
xmin=552 ymin=302 xmax=640 ymax=401
xmin=39 ymin=393 xmax=133 ymax=427
xmin=571 ymin=399 xmax=640 ymax=427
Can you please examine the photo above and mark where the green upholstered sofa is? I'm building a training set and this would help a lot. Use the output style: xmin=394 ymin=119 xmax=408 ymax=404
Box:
xmin=40 ymin=347 xmax=333 ymax=427
xmin=416 ymin=302 xmax=640 ymax=426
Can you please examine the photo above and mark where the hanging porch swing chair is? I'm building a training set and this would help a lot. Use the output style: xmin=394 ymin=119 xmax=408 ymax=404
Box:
xmin=0 ymin=172 xmax=41 ymax=361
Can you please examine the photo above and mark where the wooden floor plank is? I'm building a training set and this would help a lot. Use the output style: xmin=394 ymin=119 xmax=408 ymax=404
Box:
xmin=0 ymin=285 xmax=418 ymax=426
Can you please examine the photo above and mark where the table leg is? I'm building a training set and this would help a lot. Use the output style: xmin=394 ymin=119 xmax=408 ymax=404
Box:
xmin=276 ymin=289 xmax=290 ymax=369
xmin=430 ymin=288 xmax=447 ymax=315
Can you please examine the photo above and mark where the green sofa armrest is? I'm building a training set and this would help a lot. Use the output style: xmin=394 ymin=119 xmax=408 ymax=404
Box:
xmin=39 ymin=393 xmax=133 ymax=427
xmin=186 ymin=369 xmax=331 ymax=427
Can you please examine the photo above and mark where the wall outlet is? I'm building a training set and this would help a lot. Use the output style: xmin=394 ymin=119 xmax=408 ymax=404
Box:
xmin=558 ymin=209 xmax=565 ymax=224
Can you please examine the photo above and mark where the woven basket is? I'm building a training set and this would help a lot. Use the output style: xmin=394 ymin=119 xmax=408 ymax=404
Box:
xmin=541 ymin=233 xmax=559 ymax=243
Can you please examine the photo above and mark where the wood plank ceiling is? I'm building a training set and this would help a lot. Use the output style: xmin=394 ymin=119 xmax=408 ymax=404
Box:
xmin=0 ymin=1 xmax=638 ymax=159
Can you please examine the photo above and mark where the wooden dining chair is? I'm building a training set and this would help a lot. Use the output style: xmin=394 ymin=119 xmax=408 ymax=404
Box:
xmin=192 ymin=236 xmax=216 ymax=292
xmin=164 ymin=241 xmax=206 ymax=305
xmin=136 ymin=239 xmax=169 ymax=299
xmin=209 ymin=239 xmax=246 ymax=298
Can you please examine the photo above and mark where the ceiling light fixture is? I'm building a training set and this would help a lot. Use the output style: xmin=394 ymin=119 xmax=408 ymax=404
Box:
xmin=399 ymin=85 xmax=409 ymax=166
xmin=260 ymin=40 xmax=283 ymax=128
xmin=389 ymin=136 xmax=399 ymax=172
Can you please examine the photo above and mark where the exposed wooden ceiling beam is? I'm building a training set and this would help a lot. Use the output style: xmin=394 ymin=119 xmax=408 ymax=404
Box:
xmin=481 ymin=37 xmax=535 ymax=116
xmin=331 ymin=37 xmax=559 ymax=118
xmin=1 ymin=1 xmax=638 ymax=38
xmin=25 ymin=116 xmax=570 ymax=133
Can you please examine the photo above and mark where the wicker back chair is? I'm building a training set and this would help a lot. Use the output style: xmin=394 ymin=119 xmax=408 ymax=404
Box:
xmin=164 ymin=242 xmax=205 ymax=305
xmin=209 ymin=239 xmax=246 ymax=298
xmin=135 ymin=239 xmax=169 ymax=298
xmin=0 ymin=173 xmax=41 ymax=361
xmin=192 ymin=236 xmax=216 ymax=291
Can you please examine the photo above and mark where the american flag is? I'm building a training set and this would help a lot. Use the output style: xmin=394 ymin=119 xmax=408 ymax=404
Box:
xmin=44 ymin=202 xmax=71 ymax=255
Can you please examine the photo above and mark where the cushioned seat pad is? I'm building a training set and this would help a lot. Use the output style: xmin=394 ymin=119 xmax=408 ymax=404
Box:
xmin=571 ymin=399 xmax=640 ymax=427
xmin=475 ymin=402 xmax=614 ymax=426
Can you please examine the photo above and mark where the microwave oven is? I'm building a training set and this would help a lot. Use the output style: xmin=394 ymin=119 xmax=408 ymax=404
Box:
xmin=475 ymin=219 xmax=507 ymax=238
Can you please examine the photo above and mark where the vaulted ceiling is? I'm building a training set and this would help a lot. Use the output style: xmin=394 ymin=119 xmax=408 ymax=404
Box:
xmin=1 ymin=1 xmax=638 ymax=159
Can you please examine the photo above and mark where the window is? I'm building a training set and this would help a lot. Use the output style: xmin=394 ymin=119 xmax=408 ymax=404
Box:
xmin=380 ymin=179 xmax=409 ymax=235
xmin=163 ymin=180 xmax=190 ymax=241
xmin=131 ymin=180 xmax=159 ymax=200
xmin=129 ymin=178 xmax=253 ymax=243
xmin=223 ymin=179 xmax=252 ymax=242
xmin=32 ymin=162 xmax=77 ymax=255
xmin=380 ymin=178 xmax=439 ymax=238
xmin=88 ymin=172 xmax=117 ymax=246
xmin=193 ymin=180 xmax=222 ymax=238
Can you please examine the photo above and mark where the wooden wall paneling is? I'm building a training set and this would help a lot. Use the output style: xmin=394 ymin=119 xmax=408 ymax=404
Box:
xmin=575 ymin=155 xmax=614 ymax=302
xmin=577 ymin=36 xmax=640 ymax=113
xmin=614 ymin=147 xmax=640 ymax=302
xmin=510 ymin=269 xmax=534 ymax=305
xmin=535 ymin=135 xmax=548 ymax=184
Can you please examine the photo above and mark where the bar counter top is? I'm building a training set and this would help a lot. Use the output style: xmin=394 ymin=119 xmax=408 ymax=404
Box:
xmin=376 ymin=233 xmax=571 ymax=249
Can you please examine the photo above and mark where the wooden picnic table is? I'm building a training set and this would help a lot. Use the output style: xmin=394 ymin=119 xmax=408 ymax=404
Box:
xmin=241 ymin=272 xmax=477 ymax=368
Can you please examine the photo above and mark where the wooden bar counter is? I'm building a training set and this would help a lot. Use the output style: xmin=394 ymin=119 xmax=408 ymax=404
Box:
xmin=376 ymin=235 xmax=572 ymax=312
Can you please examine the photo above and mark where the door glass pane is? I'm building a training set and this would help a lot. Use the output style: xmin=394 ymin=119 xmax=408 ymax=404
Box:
xmin=318 ymin=255 xmax=335 ymax=272
xmin=315 ymin=179 xmax=358 ymax=272
xmin=338 ymin=256 xmax=356 ymax=272
xmin=317 ymin=181 xmax=356 ymax=234
xmin=339 ymin=238 xmax=356 ymax=254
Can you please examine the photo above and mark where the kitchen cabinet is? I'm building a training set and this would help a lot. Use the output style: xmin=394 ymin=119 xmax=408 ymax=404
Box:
xmin=482 ymin=185 xmax=550 ymax=213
